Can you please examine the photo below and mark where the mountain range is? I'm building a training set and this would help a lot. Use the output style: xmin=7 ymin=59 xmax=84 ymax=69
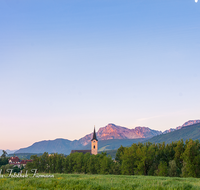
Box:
xmin=15 ymin=123 xmax=161 ymax=154
xmin=14 ymin=120 xmax=200 ymax=155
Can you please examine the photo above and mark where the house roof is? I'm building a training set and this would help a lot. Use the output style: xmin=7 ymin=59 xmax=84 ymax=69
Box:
xmin=9 ymin=156 xmax=20 ymax=163
xmin=20 ymin=160 xmax=32 ymax=164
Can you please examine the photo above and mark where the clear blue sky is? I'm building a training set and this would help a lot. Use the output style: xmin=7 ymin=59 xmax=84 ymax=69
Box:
xmin=0 ymin=0 xmax=200 ymax=149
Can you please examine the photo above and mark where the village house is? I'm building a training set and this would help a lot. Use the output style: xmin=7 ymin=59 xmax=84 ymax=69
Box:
xmin=8 ymin=156 xmax=32 ymax=168
xmin=20 ymin=159 xmax=33 ymax=167
xmin=8 ymin=156 xmax=20 ymax=164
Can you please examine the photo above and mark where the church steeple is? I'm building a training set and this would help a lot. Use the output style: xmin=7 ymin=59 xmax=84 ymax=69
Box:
xmin=91 ymin=127 xmax=98 ymax=141
xmin=91 ymin=126 xmax=98 ymax=155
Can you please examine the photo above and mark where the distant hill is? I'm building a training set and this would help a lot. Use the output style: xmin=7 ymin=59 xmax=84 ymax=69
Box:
xmin=81 ymin=138 xmax=146 ymax=151
xmin=15 ymin=138 xmax=83 ymax=155
xmin=15 ymin=123 xmax=161 ymax=155
xmin=99 ymin=149 xmax=118 ymax=159
xmin=8 ymin=153 xmax=43 ymax=160
xmin=146 ymin=122 xmax=200 ymax=144
xmin=15 ymin=138 xmax=146 ymax=155
xmin=0 ymin=149 xmax=17 ymax=156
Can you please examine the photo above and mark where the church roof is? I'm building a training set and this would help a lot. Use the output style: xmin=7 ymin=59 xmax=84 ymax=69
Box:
xmin=70 ymin=150 xmax=91 ymax=154
xmin=91 ymin=127 xmax=98 ymax=141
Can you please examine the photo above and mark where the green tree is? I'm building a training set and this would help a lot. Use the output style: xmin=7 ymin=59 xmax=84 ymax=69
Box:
xmin=111 ymin=161 xmax=121 ymax=175
xmin=155 ymin=161 xmax=168 ymax=176
xmin=0 ymin=150 xmax=8 ymax=168
xmin=0 ymin=164 xmax=13 ymax=174
xmin=168 ymin=160 xmax=178 ymax=177
xmin=81 ymin=153 xmax=90 ymax=173
xmin=121 ymin=144 xmax=138 ymax=175
xmin=62 ymin=156 xmax=68 ymax=173
xmin=174 ymin=139 xmax=185 ymax=175
xmin=1 ymin=150 xmax=7 ymax=159
xmin=49 ymin=154 xmax=57 ymax=173
xmin=55 ymin=154 xmax=64 ymax=173
xmin=115 ymin=146 xmax=125 ymax=164
xmin=13 ymin=166 xmax=20 ymax=173
xmin=67 ymin=153 xmax=74 ymax=173
xmin=100 ymin=155 xmax=113 ymax=174
xmin=134 ymin=142 xmax=156 ymax=175
xmin=26 ymin=155 xmax=39 ymax=171
xmin=38 ymin=152 xmax=49 ymax=172
xmin=88 ymin=155 xmax=97 ymax=174
xmin=73 ymin=153 xmax=83 ymax=173
xmin=182 ymin=139 xmax=200 ymax=177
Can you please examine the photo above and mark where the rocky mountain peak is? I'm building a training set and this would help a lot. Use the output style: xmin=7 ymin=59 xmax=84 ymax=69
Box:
xmin=182 ymin=120 xmax=200 ymax=127
xmin=163 ymin=120 xmax=200 ymax=134
xmin=78 ymin=123 xmax=162 ymax=146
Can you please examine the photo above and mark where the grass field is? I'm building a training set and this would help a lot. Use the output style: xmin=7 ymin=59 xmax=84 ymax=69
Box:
xmin=1 ymin=174 xmax=200 ymax=190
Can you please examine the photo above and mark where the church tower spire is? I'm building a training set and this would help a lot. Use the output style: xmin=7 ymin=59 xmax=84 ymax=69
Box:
xmin=92 ymin=127 xmax=97 ymax=141
xmin=91 ymin=126 xmax=98 ymax=155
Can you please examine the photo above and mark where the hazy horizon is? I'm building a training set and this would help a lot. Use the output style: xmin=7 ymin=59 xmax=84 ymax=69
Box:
xmin=1 ymin=0 xmax=200 ymax=149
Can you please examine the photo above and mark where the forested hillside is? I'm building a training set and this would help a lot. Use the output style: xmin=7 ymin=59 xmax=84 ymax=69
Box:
xmin=146 ymin=123 xmax=200 ymax=144
xmin=82 ymin=138 xmax=145 ymax=151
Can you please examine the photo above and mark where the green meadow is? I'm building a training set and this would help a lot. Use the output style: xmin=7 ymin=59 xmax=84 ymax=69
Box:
xmin=1 ymin=174 xmax=200 ymax=190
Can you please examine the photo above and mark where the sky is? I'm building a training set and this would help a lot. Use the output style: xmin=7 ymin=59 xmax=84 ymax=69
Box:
xmin=0 ymin=0 xmax=200 ymax=150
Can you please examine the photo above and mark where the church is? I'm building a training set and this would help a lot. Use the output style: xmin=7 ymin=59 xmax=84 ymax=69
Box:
xmin=70 ymin=127 xmax=98 ymax=155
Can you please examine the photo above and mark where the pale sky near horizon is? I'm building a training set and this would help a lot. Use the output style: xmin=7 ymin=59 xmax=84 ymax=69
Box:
xmin=0 ymin=0 xmax=200 ymax=150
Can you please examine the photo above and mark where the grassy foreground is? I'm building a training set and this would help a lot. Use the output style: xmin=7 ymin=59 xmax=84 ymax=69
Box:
xmin=1 ymin=174 xmax=200 ymax=190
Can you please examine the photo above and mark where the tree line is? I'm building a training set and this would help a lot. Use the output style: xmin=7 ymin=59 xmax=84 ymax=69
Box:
xmin=116 ymin=139 xmax=200 ymax=177
xmin=26 ymin=152 xmax=120 ymax=175
xmin=16 ymin=139 xmax=200 ymax=177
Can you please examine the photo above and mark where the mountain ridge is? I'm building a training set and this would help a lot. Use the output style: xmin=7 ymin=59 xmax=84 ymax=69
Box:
xmin=79 ymin=123 xmax=162 ymax=146
xmin=163 ymin=120 xmax=200 ymax=134
xmin=15 ymin=123 xmax=161 ymax=154
xmin=14 ymin=120 xmax=200 ymax=155
xmin=146 ymin=122 xmax=200 ymax=144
